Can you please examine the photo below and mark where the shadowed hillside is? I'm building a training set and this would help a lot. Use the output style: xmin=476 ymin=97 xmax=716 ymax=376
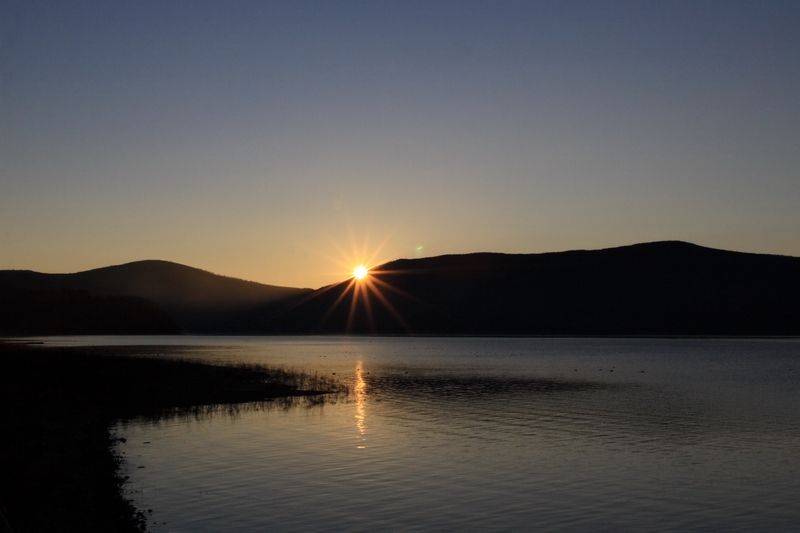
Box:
xmin=4 ymin=243 xmax=798 ymax=336
xmin=0 ymin=287 xmax=181 ymax=336
xmin=254 ymin=241 xmax=800 ymax=336
xmin=0 ymin=260 xmax=312 ymax=333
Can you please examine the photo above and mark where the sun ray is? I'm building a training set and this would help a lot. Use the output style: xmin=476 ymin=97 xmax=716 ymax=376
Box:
xmin=366 ymin=280 xmax=412 ymax=333
xmin=370 ymin=275 xmax=427 ymax=304
xmin=294 ymin=216 xmax=432 ymax=333
xmin=303 ymin=212 xmax=412 ymax=287
xmin=360 ymin=281 xmax=376 ymax=332
xmin=345 ymin=280 xmax=362 ymax=333
xmin=347 ymin=216 xmax=371 ymax=266
xmin=316 ymin=278 xmax=357 ymax=329
xmin=301 ymin=245 xmax=359 ymax=280
xmin=255 ymin=279 xmax=344 ymax=327
xmin=364 ymin=222 xmax=403 ymax=267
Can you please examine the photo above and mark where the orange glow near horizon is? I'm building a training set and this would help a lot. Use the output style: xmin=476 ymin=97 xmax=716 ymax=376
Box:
xmin=308 ymin=264 xmax=414 ymax=333
xmin=297 ymin=225 xmax=421 ymax=333
xmin=307 ymin=222 xmax=398 ymax=286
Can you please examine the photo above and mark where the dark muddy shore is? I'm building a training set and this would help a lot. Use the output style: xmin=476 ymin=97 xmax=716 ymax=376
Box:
xmin=0 ymin=342 xmax=340 ymax=532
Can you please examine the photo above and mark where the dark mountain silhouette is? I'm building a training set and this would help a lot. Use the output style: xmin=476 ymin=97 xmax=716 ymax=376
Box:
xmin=254 ymin=241 xmax=800 ymax=336
xmin=0 ymin=260 xmax=312 ymax=333
xmin=3 ymin=242 xmax=798 ymax=336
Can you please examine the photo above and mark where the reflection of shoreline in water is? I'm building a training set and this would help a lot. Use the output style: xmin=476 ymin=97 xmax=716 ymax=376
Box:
xmin=355 ymin=361 xmax=367 ymax=449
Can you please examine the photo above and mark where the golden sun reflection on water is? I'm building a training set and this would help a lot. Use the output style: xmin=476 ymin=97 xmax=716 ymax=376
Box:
xmin=355 ymin=362 xmax=367 ymax=449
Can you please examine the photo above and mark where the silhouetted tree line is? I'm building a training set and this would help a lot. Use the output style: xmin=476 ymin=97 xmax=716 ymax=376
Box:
xmin=0 ymin=287 xmax=180 ymax=335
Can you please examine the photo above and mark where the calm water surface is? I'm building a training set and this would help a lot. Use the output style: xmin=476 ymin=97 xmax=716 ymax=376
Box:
xmin=41 ymin=336 xmax=800 ymax=532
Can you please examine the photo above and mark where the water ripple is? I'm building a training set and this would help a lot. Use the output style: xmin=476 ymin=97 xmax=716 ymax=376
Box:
xmin=112 ymin=337 xmax=800 ymax=532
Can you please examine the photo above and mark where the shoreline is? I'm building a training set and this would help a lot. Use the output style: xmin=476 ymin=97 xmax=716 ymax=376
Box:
xmin=6 ymin=333 xmax=799 ymax=343
xmin=0 ymin=342 xmax=341 ymax=532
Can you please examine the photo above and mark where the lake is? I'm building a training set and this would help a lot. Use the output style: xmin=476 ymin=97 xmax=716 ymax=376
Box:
xmin=42 ymin=336 xmax=800 ymax=531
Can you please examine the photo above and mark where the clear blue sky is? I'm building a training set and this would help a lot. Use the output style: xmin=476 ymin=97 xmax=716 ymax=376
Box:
xmin=2 ymin=0 xmax=798 ymax=288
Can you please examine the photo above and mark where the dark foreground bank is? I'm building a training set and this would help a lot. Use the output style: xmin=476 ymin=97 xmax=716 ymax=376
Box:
xmin=0 ymin=342 xmax=341 ymax=532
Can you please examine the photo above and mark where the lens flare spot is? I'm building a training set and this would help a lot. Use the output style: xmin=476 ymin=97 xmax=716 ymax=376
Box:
xmin=353 ymin=266 xmax=368 ymax=279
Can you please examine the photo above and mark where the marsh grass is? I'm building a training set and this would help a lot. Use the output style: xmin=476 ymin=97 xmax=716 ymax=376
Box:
xmin=124 ymin=361 xmax=349 ymax=426
xmin=0 ymin=342 xmax=346 ymax=532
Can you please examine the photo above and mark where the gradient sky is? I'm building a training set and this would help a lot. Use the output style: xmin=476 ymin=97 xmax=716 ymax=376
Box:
xmin=2 ymin=0 xmax=799 ymax=288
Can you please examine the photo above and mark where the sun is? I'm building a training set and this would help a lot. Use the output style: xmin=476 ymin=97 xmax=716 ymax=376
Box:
xmin=305 ymin=228 xmax=414 ymax=332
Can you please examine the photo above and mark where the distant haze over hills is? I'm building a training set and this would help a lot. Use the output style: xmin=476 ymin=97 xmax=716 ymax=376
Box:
xmin=1 ymin=242 xmax=799 ymax=336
